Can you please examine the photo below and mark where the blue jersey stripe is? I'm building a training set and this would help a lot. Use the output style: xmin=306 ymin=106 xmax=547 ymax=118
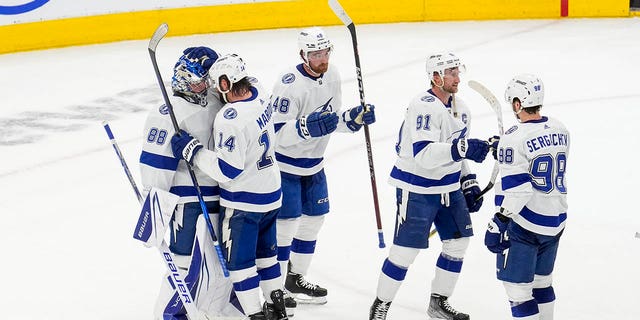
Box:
xmin=495 ymin=194 xmax=505 ymax=206
xmin=274 ymin=122 xmax=285 ymax=133
xmin=218 ymin=158 xmax=243 ymax=179
xmin=169 ymin=185 xmax=220 ymax=197
xmin=520 ymin=206 xmax=567 ymax=228
xmin=275 ymin=152 xmax=323 ymax=169
xmin=140 ymin=151 xmax=179 ymax=171
xmin=220 ymin=188 xmax=282 ymax=205
xmin=412 ymin=140 xmax=432 ymax=156
xmin=502 ymin=173 xmax=531 ymax=190
xmin=390 ymin=166 xmax=461 ymax=188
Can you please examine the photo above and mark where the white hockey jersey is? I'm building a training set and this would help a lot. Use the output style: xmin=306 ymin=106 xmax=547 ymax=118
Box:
xmin=270 ymin=64 xmax=355 ymax=176
xmin=389 ymin=90 xmax=473 ymax=194
xmin=193 ymin=85 xmax=282 ymax=212
xmin=495 ymin=116 xmax=570 ymax=236
xmin=140 ymin=91 xmax=222 ymax=204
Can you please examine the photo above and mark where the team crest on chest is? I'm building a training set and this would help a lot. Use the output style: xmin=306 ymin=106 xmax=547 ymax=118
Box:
xmin=421 ymin=96 xmax=435 ymax=103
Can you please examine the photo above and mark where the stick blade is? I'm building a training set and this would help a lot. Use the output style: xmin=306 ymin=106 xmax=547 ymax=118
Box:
xmin=468 ymin=80 xmax=504 ymax=134
xmin=148 ymin=23 xmax=169 ymax=52
xmin=328 ymin=0 xmax=353 ymax=26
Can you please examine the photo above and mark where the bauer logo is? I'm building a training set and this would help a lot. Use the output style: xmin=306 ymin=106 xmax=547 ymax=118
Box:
xmin=0 ymin=0 xmax=49 ymax=15
xmin=282 ymin=73 xmax=295 ymax=84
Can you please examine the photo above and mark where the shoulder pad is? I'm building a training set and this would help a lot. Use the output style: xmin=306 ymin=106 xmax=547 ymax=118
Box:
xmin=505 ymin=125 xmax=518 ymax=135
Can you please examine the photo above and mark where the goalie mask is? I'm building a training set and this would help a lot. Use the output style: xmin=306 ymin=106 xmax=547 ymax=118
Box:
xmin=504 ymin=74 xmax=544 ymax=108
xmin=171 ymin=55 xmax=211 ymax=106
xmin=426 ymin=52 xmax=466 ymax=83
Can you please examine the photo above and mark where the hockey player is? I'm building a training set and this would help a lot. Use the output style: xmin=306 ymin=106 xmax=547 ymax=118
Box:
xmin=269 ymin=26 xmax=376 ymax=305
xmin=369 ymin=52 xmax=491 ymax=320
xmin=170 ymin=53 xmax=288 ymax=320
xmin=484 ymin=74 xmax=569 ymax=320
xmin=140 ymin=47 xmax=244 ymax=319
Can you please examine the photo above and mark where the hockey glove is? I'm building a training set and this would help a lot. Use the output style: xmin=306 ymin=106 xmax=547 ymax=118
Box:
xmin=488 ymin=135 xmax=500 ymax=161
xmin=183 ymin=46 xmax=219 ymax=71
xmin=170 ymin=130 xmax=203 ymax=164
xmin=484 ymin=213 xmax=511 ymax=253
xmin=451 ymin=138 xmax=489 ymax=163
xmin=343 ymin=104 xmax=376 ymax=131
xmin=296 ymin=111 xmax=339 ymax=139
xmin=461 ymin=174 xmax=483 ymax=212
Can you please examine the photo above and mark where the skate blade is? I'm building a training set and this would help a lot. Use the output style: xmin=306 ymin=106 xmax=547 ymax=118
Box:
xmin=285 ymin=307 xmax=295 ymax=317
xmin=289 ymin=293 xmax=327 ymax=305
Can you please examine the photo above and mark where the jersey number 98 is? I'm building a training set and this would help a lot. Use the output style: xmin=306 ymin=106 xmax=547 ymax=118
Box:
xmin=530 ymin=153 xmax=567 ymax=194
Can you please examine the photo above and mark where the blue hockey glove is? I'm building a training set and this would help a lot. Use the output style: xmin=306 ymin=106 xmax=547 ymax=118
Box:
xmin=171 ymin=130 xmax=203 ymax=164
xmin=183 ymin=47 xmax=219 ymax=71
xmin=296 ymin=111 xmax=339 ymax=139
xmin=488 ymin=135 xmax=500 ymax=160
xmin=484 ymin=213 xmax=511 ymax=253
xmin=451 ymin=138 xmax=489 ymax=163
xmin=461 ymin=174 xmax=483 ymax=212
xmin=343 ymin=104 xmax=376 ymax=132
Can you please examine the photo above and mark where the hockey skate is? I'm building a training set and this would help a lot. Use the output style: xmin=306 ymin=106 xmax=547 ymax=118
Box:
xmin=369 ymin=297 xmax=392 ymax=320
xmin=263 ymin=289 xmax=289 ymax=320
xmin=284 ymin=291 xmax=297 ymax=317
xmin=284 ymin=271 xmax=327 ymax=304
xmin=427 ymin=294 xmax=470 ymax=320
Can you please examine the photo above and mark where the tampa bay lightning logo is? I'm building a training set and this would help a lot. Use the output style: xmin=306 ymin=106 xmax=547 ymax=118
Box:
xmin=313 ymin=97 xmax=334 ymax=113
xmin=282 ymin=73 xmax=296 ymax=84
xmin=224 ymin=108 xmax=238 ymax=119
xmin=505 ymin=125 xmax=518 ymax=135
xmin=0 ymin=0 xmax=49 ymax=15
xmin=159 ymin=104 xmax=169 ymax=115
xmin=421 ymin=96 xmax=435 ymax=103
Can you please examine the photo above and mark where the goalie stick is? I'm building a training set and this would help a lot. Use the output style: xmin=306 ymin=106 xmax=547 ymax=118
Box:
xmin=329 ymin=0 xmax=385 ymax=248
xmin=427 ymin=80 xmax=504 ymax=239
xmin=103 ymin=122 xmax=244 ymax=320
xmin=148 ymin=23 xmax=229 ymax=277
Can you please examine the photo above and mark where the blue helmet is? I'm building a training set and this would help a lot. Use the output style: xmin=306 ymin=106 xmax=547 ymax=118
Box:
xmin=171 ymin=54 xmax=216 ymax=106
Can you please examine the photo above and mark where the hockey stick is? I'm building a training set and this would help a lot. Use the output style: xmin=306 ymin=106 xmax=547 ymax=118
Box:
xmin=148 ymin=23 xmax=229 ymax=277
xmin=102 ymin=121 xmax=202 ymax=318
xmin=427 ymin=81 xmax=504 ymax=239
xmin=329 ymin=0 xmax=385 ymax=249
xmin=468 ymin=80 xmax=504 ymax=200
xmin=103 ymin=121 xmax=143 ymax=202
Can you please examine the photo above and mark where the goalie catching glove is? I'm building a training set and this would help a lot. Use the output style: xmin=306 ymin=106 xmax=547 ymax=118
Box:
xmin=170 ymin=129 xmax=203 ymax=164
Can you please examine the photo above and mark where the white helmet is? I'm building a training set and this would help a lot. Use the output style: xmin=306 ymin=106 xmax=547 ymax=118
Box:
xmin=208 ymin=53 xmax=248 ymax=93
xmin=298 ymin=27 xmax=333 ymax=57
xmin=426 ymin=52 xmax=466 ymax=82
xmin=504 ymin=74 xmax=544 ymax=108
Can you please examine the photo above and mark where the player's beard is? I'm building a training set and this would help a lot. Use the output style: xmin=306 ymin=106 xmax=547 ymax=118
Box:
xmin=311 ymin=62 xmax=329 ymax=75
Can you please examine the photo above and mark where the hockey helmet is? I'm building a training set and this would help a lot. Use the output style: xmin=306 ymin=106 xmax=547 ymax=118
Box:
xmin=504 ymin=74 xmax=544 ymax=108
xmin=298 ymin=27 xmax=333 ymax=58
xmin=208 ymin=53 xmax=248 ymax=93
xmin=426 ymin=52 xmax=466 ymax=83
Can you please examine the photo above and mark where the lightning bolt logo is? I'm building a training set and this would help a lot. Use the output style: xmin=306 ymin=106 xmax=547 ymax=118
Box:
xmin=222 ymin=207 xmax=233 ymax=259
